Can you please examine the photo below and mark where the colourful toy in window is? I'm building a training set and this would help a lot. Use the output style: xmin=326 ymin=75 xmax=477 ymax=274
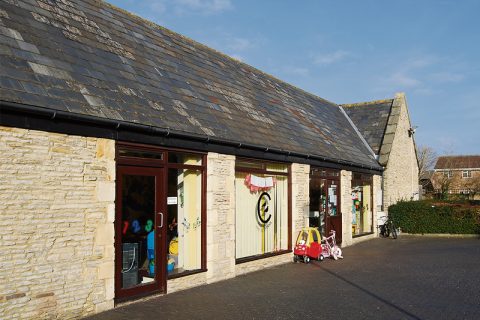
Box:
xmin=147 ymin=230 xmax=155 ymax=276
xmin=145 ymin=219 xmax=153 ymax=232
xmin=131 ymin=219 xmax=141 ymax=233
xmin=169 ymin=237 xmax=178 ymax=255
xmin=122 ymin=221 xmax=129 ymax=235
xmin=167 ymin=257 xmax=175 ymax=272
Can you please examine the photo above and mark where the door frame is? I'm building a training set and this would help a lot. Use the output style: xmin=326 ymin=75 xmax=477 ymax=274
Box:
xmin=114 ymin=165 xmax=167 ymax=300
xmin=309 ymin=168 xmax=342 ymax=243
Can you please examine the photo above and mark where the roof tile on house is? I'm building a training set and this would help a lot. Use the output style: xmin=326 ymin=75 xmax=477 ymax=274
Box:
xmin=341 ymin=99 xmax=393 ymax=154
xmin=0 ymin=0 xmax=380 ymax=169
xmin=434 ymin=155 xmax=480 ymax=170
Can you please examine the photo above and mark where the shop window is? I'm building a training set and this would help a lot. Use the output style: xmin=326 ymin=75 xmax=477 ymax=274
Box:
xmin=351 ymin=174 xmax=373 ymax=236
xmin=235 ymin=160 xmax=289 ymax=261
xmin=167 ymin=167 xmax=202 ymax=275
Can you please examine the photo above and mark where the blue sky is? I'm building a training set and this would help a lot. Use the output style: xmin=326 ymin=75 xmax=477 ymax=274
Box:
xmin=109 ymin=0 xmax=480 ymax=155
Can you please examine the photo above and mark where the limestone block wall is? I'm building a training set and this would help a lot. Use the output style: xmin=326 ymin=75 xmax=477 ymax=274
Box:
xmin=373 ymin=174 xmax=382 ymax=234
xmin=235 ymin=253 xmax=292 ymax=276
xmin=0 ymin=126 xmax=115 ymax=319
xmin=205 ymin=153 xmax=236 ymax=283
xmin=167 ymin=272 xmax=207 ymax=294
xmin=290 ymin=163 xmax=310 ymax=247
xmin=383 ymin=95 xmax=419 ymax=211
xmin=340 ymin=170 xmax=353 ymax=247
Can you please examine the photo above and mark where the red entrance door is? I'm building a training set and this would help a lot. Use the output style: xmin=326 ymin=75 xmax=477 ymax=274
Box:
xmin=309 ymin=170 xmax=341 ymax=244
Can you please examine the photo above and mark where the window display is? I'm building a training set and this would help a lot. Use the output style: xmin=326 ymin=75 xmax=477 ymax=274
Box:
xmin=167 ymin=154 xmax=203 ymax=275
xmin=120 ymin=174 xmax=156 ymax=288
xmin=351 ymin=173 xmax=373 ymax=236
xmin=235 ymin=160 xmax=289 ymax=260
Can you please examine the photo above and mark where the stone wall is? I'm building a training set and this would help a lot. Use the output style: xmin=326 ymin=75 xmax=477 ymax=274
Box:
xmin=0 ymin=126 xmax=115 ymax=319
xmin=382 ymin=94 xmax=419 ymax=211
xmin=167 ymin=272 xmax=207 ymax=294
xmin=340 ymin=170 xmax=353 ymax=247
xmin=290 ymin=163 xmax=310 ymax=248
xmin=205 ymin=153 xmax=236 ymax=284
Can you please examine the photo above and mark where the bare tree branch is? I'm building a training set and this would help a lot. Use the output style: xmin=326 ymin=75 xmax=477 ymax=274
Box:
xmin=418 ymin=145 xmax=437 ymax=182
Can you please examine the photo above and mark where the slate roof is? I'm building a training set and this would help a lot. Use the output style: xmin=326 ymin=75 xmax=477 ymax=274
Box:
xmin=0 ymin=0 xmax=380 ymax=170
xmin=435 ymin=156 xmax=480 ymax=170
xmin=341 ymin=99 xmax=393 ymax=155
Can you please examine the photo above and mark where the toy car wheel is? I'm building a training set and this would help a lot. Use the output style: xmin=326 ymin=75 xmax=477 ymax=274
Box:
xmin=318 ymin=254 xmax=324 ymax=261
xmin=293 ymin=255 xmax=298 ymax=263
xmin=304 ymin=256 xmax=310 ymax=264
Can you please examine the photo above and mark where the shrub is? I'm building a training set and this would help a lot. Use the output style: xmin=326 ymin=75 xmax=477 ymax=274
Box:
xmin=389 ymin=200 xmax=480 ymax=234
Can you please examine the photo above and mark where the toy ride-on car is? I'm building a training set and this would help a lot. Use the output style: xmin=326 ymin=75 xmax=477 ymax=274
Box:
xmin=293 ymin=227 xmax=323 ymax=263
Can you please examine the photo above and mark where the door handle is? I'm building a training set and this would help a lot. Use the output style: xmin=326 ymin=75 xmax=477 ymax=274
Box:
xmin=158 ymin=212 xmax=163 ymax=228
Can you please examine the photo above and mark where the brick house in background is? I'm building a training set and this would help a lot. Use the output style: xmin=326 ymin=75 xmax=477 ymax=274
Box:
xmin=432 ymin=155 xmax=480 ymax=199
xmin=342 ymin=93 xmax=420 ymax=212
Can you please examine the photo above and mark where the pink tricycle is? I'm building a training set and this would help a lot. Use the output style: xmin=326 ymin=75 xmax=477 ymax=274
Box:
xmin=321 ymin=230 xmax=343 ymax=260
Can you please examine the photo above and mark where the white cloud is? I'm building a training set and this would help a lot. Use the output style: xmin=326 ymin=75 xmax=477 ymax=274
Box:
xmin=226 ymin=37 xmax=252 ymax=51
xmin=173 ymin=0 xmax=233 ymax=14
xmin=199 ymin=32 xmax=256 ymax=61
xmin=404 ymin=55 xmax=437 ymax=69
xmin=313 ymin=50 xmax=350 ymax=65
xmin=148 ymin=1 xmax=167 ymax=14
xmin=282 ymin=66 xmax=310 ymax=77
xmin=428 ymin=72 xmax=465 ymax=83
xmin=389 ymin=71 xmax=422 ymax=88
xmin=374 ymin=53 xmax=466 ymax=96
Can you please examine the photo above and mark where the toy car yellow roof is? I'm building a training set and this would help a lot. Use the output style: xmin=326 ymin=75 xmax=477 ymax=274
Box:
xmin=296 ymin=227 xmax=322 ymax=244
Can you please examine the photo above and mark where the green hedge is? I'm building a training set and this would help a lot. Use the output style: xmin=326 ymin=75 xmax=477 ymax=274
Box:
xmin=389 ymin=200 xmax=480 ymax=234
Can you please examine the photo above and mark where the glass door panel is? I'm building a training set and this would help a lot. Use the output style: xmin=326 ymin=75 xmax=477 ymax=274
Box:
xmin=326 ymin=179 xmax=342 ymax=243
xmin=309 ymin=177 xmax=326 ymax=236
xmin=116 ymin=167 xmax=166 ymax=299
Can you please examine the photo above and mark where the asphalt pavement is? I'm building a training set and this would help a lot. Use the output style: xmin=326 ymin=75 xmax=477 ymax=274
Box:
xmin=85 ymin=235 xmax=480 ymax=320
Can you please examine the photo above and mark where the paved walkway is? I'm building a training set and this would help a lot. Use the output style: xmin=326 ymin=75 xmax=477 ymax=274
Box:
xmin=85 ymin=236 xmax=480 ymax=320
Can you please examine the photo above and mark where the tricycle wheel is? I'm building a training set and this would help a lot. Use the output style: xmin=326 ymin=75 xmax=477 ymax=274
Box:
xmin=318 ymin=254 xmax=324 ymax=261
xmin=304 ymin=256 xmax=310 ymax=264
xmin=293 ymin=255 xmax=298 ymax=263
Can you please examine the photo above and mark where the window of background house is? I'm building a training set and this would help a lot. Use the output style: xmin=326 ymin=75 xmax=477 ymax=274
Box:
xmin=235 ymin=160 xmax=289 ymax=261
xmin=462 ymin=170 xmax=472 ymax=178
